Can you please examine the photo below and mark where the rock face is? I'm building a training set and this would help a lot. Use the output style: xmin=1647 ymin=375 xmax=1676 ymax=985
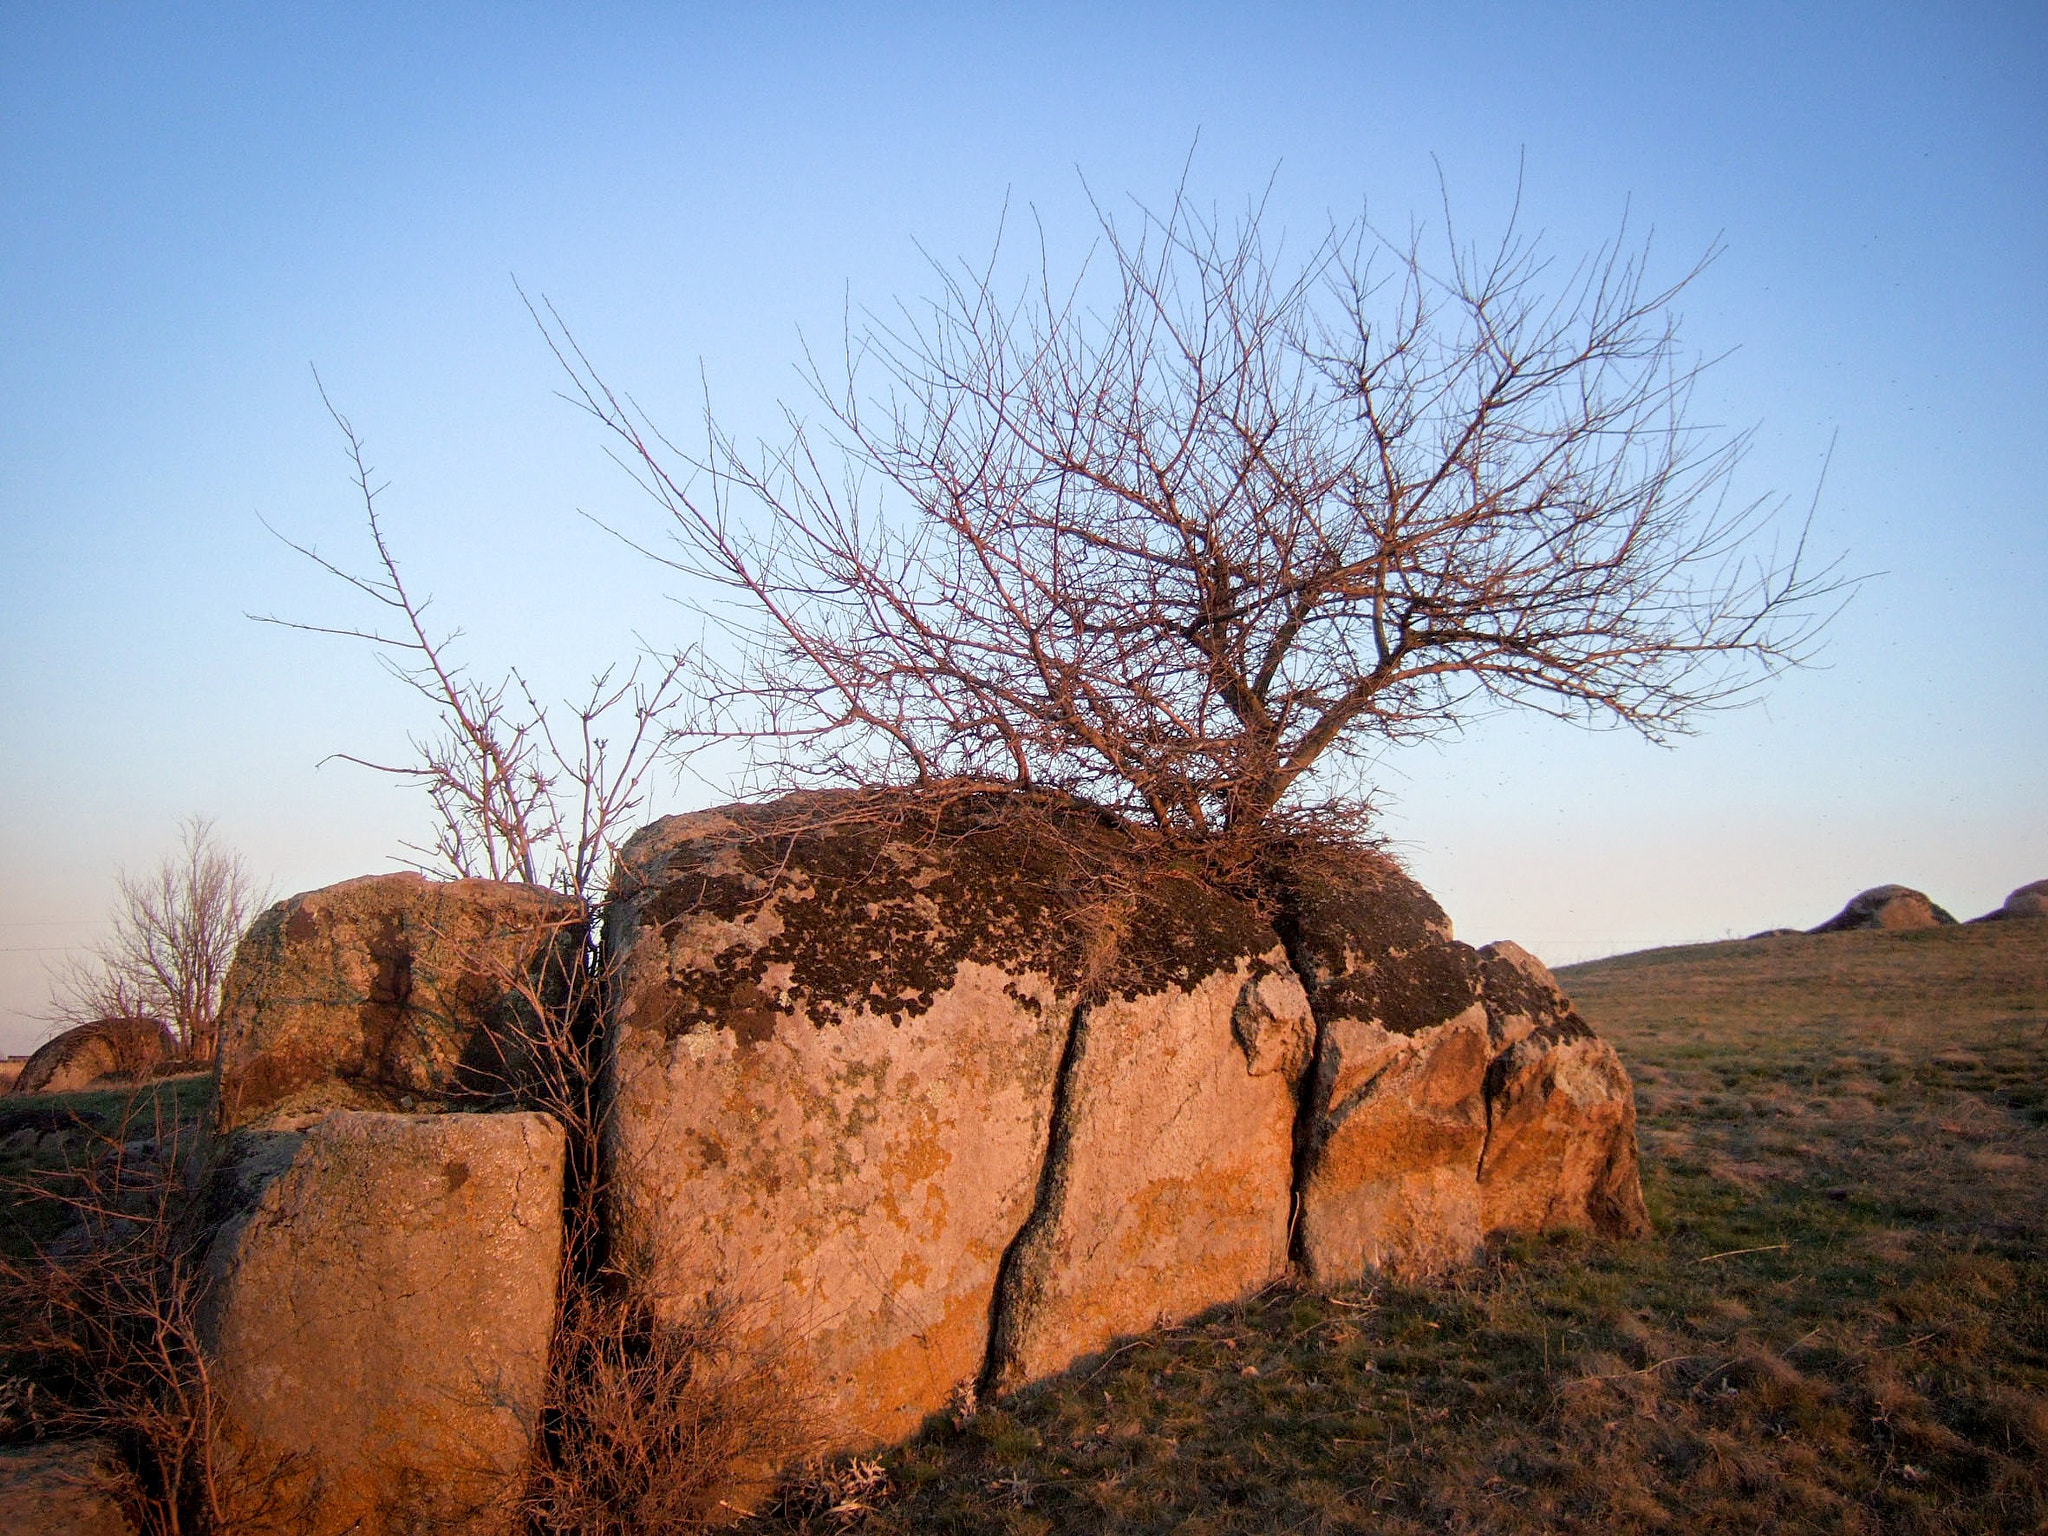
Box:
xmin=980 ymin=926 xmax=1310 ymax=1395
xmin=603 ymin=793 xmax=1314 ymax=1443
xmin=1808 ymin=884 xmax=1957 ymax=933
xmin=1285 ymin=848 xmax=1647 ymax=1282
xmin=1971 ymin=879 xmax=2048 ymax=923
xmin=200 ymin=1110 xmax=564 ymax=1536
xmin=214 ymin=874 xmax=584 ymax=1132
xmin=12 ymin=1017 xmax=176 ymax=1095
xmin=0 ymin=1439 xmax=138 ymax=1535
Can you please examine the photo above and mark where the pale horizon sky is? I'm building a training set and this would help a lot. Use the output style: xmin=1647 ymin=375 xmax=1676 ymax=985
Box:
xmin=4 ymin=3 xmax=2043 ymax=1053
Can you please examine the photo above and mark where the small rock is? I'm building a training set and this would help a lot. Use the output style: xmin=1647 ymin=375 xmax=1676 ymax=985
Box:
xmin=213 ymin=873 xmax=585 ymax=1132
xmin=13 ymin=1017 xmax=176 ymax=1095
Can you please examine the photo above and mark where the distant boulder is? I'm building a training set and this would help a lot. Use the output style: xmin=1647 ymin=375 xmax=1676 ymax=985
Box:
xmin=12 ymin=1016 xmax=176 ymax=1095
xmin=1969 ymin=880 xmax=2048 ymax=924
xmin=1808 ymin=885 xmax=1956 ymax=934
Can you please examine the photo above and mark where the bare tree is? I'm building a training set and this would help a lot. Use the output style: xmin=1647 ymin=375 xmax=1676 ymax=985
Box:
xmin=49 ymin=816 xmax=263 ymax=1063
xmin=542 ymin=185 xmax=1843 ymax=845
xmin=256 ymin=384 xmax=692 ymax=907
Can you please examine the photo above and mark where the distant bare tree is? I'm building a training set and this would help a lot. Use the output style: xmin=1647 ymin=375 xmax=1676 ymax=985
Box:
xmin=257 ymin=385 xmax=692 ymax=907
xmin=49 ymin=816 xmax=263 ymax=1062
xmin=543 ymin=184 xmax=1843 ymax=844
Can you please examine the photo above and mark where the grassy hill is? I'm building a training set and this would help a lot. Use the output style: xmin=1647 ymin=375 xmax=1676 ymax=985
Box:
xmin=761 ymin=921 xmax=2047 ymax=1534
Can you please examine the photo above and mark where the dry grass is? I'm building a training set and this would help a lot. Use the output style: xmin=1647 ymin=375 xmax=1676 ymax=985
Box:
xmin=741 ymin=919 xmax=2047 ymax=1534
xmin=0 ymin=1077 xmax=301 ymax=1534
xmin=524 ymin=1288 xmax=820 ymax=1534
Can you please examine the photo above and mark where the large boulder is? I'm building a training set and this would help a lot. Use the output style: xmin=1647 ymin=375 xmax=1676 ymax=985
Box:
xmin=1284 ymin=848 xmax=1646 ymax=1281
xmin=1808 ymin=884 xmax=1956 ymax=933
xmin=12 ymin=1017 xmax=176 ymax=1095
xmin=0 ymin=1439 xmax=138 ymax=1535
xmin=199 ymin=1110 xmax=565 ymax=1536
xmin=603 ymin=792 xmax=1312 ymax=1445
xmin=1970 ymin=879 xmax=2048 ymax=923
xmin=214 ymin=874 xmax=584 ymax=1132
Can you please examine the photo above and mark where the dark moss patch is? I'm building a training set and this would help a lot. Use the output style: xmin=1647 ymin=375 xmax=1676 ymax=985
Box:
xmin=611 ymin=791 xmax=1283 ymax=1035
xmin=1269 ymin=840 xmax=1476 ymax=1036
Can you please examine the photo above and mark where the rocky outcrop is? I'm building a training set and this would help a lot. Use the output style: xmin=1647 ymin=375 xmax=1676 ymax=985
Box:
xmin=200 ymin=1110 xmax=564 ymax=1536
xmin=0 ymin=1439 xmax=138 ymax=1535
xmin=1808 ymin=884 xmax=1957 ymax=933
xmin=1970 ymin=879 xmax=2048 ymax=923
xmin=214 ymin=874 xmax=584 ymax=1132
xmin=1284 ymin=848 xmax=1647 ymax=1282
xmin=184 ymin=788 xmax=1645 ymax=1499
xmin=603 ymin=793 xmax=1316 ymax=1443
xmin=12 ymin=1017 xmax=175 ymax=1095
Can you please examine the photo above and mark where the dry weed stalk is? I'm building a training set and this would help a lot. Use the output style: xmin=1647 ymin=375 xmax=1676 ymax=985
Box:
xmin=257 ymin=376 xmax=692 ymax=903
xmin=455 ymin=895 xmax=829 ymax=1531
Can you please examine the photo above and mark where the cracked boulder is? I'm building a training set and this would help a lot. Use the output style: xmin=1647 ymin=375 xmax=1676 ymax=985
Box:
xmin=199 ymin=1110 xmax=564 ymax=1536
xmin=602 ymin=791 xmax=1311 ymax=1447
xmin=1285 ymin=846 xmax=1646 ymax=1281
xmin=980 ymin=921 xmax=1310 ymax=1395
xmin=214 ymin=874 xmax=585 ymax=1132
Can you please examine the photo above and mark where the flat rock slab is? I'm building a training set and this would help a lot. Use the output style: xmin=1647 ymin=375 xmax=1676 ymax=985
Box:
xmin=215 ymin=873 xmax=584 ymax=1131
xmin=200 ymin=1110 xmax=565 ymax=1536
xmin=0 ymin=1439 xmax=138 ymax=1536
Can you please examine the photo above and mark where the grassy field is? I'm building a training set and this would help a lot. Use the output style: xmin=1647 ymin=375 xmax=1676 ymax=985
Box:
xmin=4 ymin=924 xmax=2042 ymax=1532
xmin=0 ymin=1073 xmax=214 ymax=1261
xmin=760 ymin=920 xmax=2048 ymax=1534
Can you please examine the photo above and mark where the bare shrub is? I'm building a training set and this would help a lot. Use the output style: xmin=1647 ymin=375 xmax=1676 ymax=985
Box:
xmin=523 ymin=1287 xmax=818 ymax=1534
xmin=542 ymin=181 xmax=1846 ymax=845
xmin=0 ymin=1090 xmax=297 ymax=1534
xmin=48 ymin=817 xmax=264 ymax=1064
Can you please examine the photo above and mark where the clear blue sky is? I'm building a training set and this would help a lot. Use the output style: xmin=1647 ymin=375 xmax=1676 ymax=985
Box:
xmin=4 ymin=2 xmax=2043 ymax=1051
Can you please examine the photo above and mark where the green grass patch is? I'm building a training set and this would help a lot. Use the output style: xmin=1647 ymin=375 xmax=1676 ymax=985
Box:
xmin=0 ymin=1074 xmax=213 ymax=1260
